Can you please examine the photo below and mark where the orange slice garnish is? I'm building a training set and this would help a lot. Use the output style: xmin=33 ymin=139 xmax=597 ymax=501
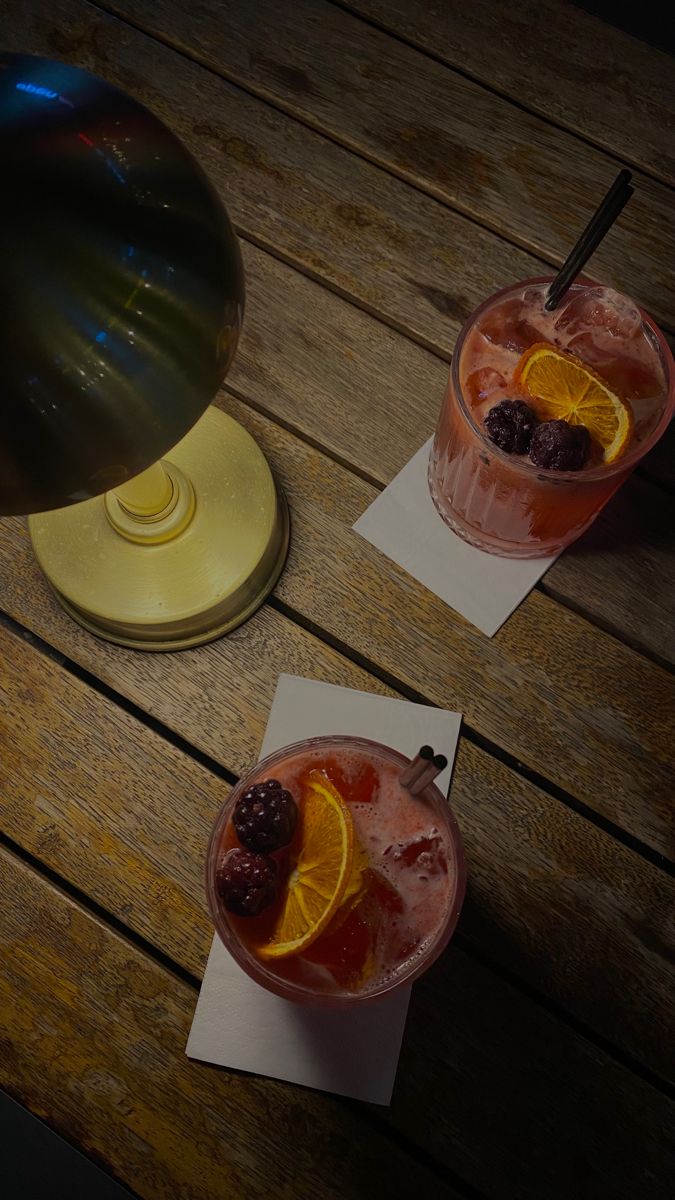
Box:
xmin=515 ymin=343 xmax=633 ymax=463
xmin=342 ymin=836 xmax=368 ymax=905
xmin=325 ymin=837 xmax=369 ymax=934
xmin=257 ymin=771 xmax=354 ymax=960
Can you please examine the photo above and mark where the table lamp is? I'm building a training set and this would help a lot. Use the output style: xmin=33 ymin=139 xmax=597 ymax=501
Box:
xmin=0 ymin=54 xmax=289 ymax=649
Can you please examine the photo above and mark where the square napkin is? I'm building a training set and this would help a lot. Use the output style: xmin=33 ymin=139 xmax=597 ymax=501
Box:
xmin=354 ymin=438 xmax=558 ymax=636
xmin=186 ymin=674 xmax=461 ymax=1105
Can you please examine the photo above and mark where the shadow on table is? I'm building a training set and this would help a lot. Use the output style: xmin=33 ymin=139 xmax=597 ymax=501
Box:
xmin=558 ymin=408 xmax=675 ymax=562
xmin=552 ymin=469 xmax=675 ymax=561
xmin=640 ymin=412 xmax=675 ymax=491
xmin=386 ymin=886 xmax=670 ymax=1200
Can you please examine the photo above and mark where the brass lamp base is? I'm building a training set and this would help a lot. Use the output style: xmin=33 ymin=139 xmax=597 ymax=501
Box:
xmin=28 ymin=407 xmax=289 ymax=651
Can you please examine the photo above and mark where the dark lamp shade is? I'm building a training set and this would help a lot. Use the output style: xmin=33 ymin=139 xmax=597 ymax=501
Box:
xmin=0 ymin=54 xmax=244 ymax=516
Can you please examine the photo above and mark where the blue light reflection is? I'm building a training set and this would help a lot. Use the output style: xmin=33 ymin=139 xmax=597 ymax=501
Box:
xmin=16 ymin=81 xmax=58 ymax=99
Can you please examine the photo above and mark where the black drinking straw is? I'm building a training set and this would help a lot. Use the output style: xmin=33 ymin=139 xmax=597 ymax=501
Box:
xmin=545 ymin=169 xmax=634 ymax=312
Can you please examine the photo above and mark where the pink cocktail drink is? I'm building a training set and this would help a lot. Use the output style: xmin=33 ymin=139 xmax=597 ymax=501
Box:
xmin=207 ymin=736 xmax=465 ymax=1006
xmin=429 ymin=279 xmax=674 ymax=557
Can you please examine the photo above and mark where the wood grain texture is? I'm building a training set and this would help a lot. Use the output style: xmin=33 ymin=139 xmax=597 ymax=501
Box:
xmin=228 ymin=244 xmax=675 ymax=667
xmin=0 ymin=848 xmax=457 ymax=1200
xmin=230 ymin=395 xmax=675 ymax=857
xmin=2 ymin=4 xmax=673 ymax=1191
xmin=99 ymin=0 xmax=675 ymax=335
xmin=0 ymin=540 xmax=389 ymax=781
xmin=1 ymin=384 xmax=673 ymax=858
xmin=9 ymin=0 xmax=675 ymax=592
xmin=1 ymin=554 xmax=674 ymax=1085
xmin=2 ymin=728 xmax=675 ymax=1198
xmin=344 ymin=0 xmax=675 ymax=185
xmin=398 ymin=946 xmax=675 ymax=1200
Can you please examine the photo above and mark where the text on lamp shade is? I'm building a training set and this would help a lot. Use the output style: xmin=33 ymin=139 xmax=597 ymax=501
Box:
xmin=16 ymin=81 xmax=59 ymax=99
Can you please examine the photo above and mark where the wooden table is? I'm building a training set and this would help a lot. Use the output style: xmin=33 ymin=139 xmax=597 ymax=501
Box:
xmin=2 ymin=2 xmax=674 ymax=1197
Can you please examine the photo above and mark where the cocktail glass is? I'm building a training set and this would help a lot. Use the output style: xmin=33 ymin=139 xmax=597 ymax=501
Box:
xmin=428 ymin=277 xmax=675 ymax=558
xmin=206 ymin=735 xmax=466 ymax=1007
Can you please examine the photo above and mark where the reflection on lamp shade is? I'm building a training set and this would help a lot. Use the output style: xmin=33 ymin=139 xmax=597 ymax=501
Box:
xmin=0 ymin=53 xmax=245 ymax=515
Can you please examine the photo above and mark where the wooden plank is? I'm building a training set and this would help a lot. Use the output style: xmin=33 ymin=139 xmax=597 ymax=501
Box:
xmin=3 ymin=829 xmax=674 ymax=1199
xmin=0 ymin=848 xmax=457 ymax=1200
xmin=1 ymin=561 xmax=674 ymax=1086
xmin=230 ymin=395 xmax=675 ymax=857
xmin=3 ymin=6 xmax=674 ymax=811
xmin=0 ymin=524 xmax=394 ymax=779
xmin=401 ymin=947 xmax=675 ymax=1200
xmin=98 ymin=0 xmax=675 ymax=335
xmin=1 ymin=384 xmax=674 ymax=858
xmin=344 ymin=0 xmax=675 ymax=186
xmin=228 ymin=244 xmax=675 ymax=668
xmin=9 ymin=0 xmax=675 ymax=597
xmin=14 ymin=0 xmax=674 ymax=491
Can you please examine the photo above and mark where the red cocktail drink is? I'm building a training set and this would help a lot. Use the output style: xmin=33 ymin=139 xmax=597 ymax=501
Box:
xmin=429 ymin=280 xmax=674 ymax=557
xmin=207 ymin=736 xmax=465 ymax=1006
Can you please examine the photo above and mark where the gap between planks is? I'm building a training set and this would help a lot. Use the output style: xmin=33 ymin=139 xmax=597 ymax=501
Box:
xmin=538 ymin=580 xmax=675 ymax=677
xmin=331 ymin=0 xmax=675 ymax=193
xmin=11 ymin=0 xmax=675 ymax=511
xmin=89 ymin=0 xmax=675 ymax=342
xmin=226 ymin=359 xmax=675 ymax=677
xmin=266 ymin=596 xmax=675 ymax=878
xmin=3 ymin=601 xmax=672 ymax=880
xmin=2 ymin=770 xmax=674 ymax=1107
xmin=79 ymin=0 xmax=675 ymax=496
xmin=2 ymin=606 xmax=674 ymax=1104
xmin=0 ymin=835 xmax=487 ymax=1200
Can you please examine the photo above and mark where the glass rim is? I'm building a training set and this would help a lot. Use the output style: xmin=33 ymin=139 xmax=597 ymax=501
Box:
xmin=206 ymin=734 xmax=467 ymax=1007
xmin=450 ymin=276 xmax=675 ymax=483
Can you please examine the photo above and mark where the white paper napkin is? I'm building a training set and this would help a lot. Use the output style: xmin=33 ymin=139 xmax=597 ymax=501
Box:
xmin=186 ymin=674 xmax=462 ymax=1104
xmin=354 ymin=438 xmax=558 ymax=636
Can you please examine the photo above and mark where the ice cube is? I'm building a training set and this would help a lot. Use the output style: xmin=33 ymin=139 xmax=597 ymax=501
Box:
xmin=392 ymin=932 xmax=422 ymax=965
xmin=556 ymin=287 xmax=642 ymax=342
xmin=465 ymin=367 xmax=508 ymax=406
xmin=370 ymin=869 xmax=406 ymax=915
xmin=561 ymin=330 xmax=608 ymax=368
xmin=521 ymin=284 xmax=549 ymax=308
xmin=392 ymin=832 xmax=447 ymax=875
xmin=564 ymin=332 xmax=663 ymax=400
xmin=478 ymin=297 xmax=544 ymax=353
